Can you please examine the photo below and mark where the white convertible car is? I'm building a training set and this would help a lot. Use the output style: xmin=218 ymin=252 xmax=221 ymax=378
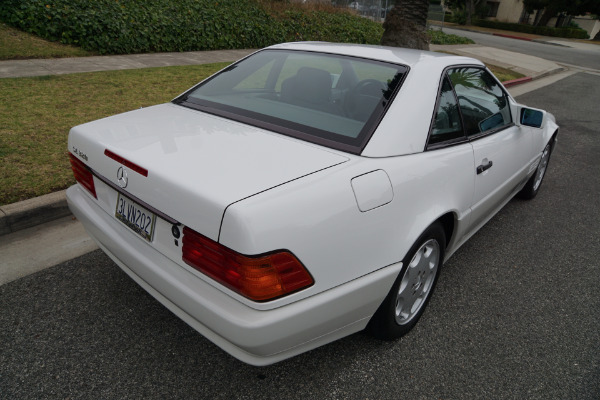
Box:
xmin=67 ymin=42 xmax=557 ymax=365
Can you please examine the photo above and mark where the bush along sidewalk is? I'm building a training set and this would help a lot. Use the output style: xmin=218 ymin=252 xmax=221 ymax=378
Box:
xmin=474 ymin=19 xmax=589 ymax=39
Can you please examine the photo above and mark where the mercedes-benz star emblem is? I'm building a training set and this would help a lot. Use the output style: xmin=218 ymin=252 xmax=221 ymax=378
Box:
xmin=117 ymin=166 xmax=128 ymax=188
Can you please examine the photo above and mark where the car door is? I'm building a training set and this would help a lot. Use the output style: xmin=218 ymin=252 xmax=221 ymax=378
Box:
xmin=448 ymin=67 xmax=533 ymax=231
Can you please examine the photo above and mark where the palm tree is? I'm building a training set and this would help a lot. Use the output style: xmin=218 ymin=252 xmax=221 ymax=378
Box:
xmin=381 ymin=0 xmax=430 ymax=50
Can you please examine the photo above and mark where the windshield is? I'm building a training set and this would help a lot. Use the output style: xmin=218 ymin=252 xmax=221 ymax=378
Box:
xmin=175 ymin=49 xmax=408 ymax=154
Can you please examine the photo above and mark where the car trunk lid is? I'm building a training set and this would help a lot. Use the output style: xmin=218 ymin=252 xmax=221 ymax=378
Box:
xmin=68 ymin=103 xmax=349 ymax=241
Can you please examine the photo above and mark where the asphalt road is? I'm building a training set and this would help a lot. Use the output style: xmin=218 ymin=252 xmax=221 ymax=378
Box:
xmin=1 ymin=73 xmax=599 ymax=399
xmin=444 ymin=27 xmax=600 ymax=71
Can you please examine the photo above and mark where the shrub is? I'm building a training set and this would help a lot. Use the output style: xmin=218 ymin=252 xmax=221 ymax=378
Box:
xmin=428 ymin=29 xmax=474 ymax=45
xmin=475 ymin=19 xmax=589 ymax=39
xmin=0 ymin=0 xmax=383 ymax=54
xmin=277 ymin=9 xmax=383 ymax=43
xmin=447 ymin=7 xmax=468 ymax=25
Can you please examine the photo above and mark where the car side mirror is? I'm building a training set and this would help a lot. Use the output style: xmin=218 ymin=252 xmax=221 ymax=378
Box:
xmin=518 ymin=107 xmax=545 ymax=128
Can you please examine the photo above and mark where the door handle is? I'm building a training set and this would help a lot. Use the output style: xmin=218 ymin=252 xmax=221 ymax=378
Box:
xmin=476 ymin=160 xmax=493 ymax=174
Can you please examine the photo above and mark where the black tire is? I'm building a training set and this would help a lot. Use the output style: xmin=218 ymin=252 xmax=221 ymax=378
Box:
xmin=367 ymin=223 xmax=446 ymax=340
xmin=517 ymin=138 xmax=554 ymax=200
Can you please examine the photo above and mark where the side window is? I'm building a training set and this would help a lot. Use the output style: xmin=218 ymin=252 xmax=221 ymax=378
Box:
xmin=448 ymin=67 xmax=511 ymax=136
xmin=429 ymin=76 xmax=465 ymax=145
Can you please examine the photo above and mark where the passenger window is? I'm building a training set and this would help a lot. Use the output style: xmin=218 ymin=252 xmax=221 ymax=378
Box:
xmin=448 ymin=67 xmax=511 ymax=136
xmin=429 ymin=76 xmax=464 ymax=145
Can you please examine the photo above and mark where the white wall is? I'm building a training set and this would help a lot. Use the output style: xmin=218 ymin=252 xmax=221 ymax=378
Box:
xmin=492 ymin=0 xmax=524 ymax=23
xmin=573 ymin=16 xmax=600 ymax=39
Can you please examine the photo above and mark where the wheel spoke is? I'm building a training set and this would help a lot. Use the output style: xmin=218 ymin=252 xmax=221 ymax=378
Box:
xmin=394 ymin=239 xmax=441 ymax=325
xmin=533 ymin=144 xmax=551 ymax=191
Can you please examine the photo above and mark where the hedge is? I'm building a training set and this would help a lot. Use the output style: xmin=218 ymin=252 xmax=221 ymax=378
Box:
xmin=428 ymin=29 xmax=474 ymax=45
xmin=475 ymin=19 xmax=589 ymax=39
xmin=0 ymin=0 xmax=383 ymax=54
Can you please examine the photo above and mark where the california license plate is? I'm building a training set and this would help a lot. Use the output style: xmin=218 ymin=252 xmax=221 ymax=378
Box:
xmin=115 ymin=193 xmax=156 ymax=242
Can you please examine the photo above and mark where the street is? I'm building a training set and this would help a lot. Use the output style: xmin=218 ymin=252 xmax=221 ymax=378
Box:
xmin=2 ymin=71 xmax=600 ymax=398
xmin=444 ymin=27 xmax=600 ymax=70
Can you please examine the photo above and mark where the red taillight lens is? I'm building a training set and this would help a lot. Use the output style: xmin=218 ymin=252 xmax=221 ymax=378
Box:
xmin=69 ymin=152 xmax=97 ymax=198
xmin=182 ymin=227 xmax=314 ymax=302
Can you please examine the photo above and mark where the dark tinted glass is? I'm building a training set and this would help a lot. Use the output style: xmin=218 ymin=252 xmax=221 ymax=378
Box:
xmin=429 ymin=76 xmax=465 ymax=145
xmin=175 ymin=49 xmax=408 ymax=153
xmin=448 ymin=67 xmax=511 ymax=136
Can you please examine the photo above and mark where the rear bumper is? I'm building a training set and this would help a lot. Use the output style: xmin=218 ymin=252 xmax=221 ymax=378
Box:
xmin=67 ymin=184 xmax=401 ymax=365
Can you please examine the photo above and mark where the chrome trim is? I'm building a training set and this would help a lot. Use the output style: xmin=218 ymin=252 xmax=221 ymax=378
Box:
xmin=90 ymin=168 xmax=179 ymax=225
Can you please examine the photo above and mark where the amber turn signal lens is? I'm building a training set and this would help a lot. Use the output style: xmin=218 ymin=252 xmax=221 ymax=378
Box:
xmin=182 ymin=227 xmax=314 ymax=302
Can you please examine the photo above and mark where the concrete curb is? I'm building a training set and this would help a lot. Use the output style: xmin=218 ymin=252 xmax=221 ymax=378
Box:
xmin=492 ymin=32 xmax=533 ymax=41
xmin=503 ymin=76 xmax=533 ymax=87
xmin=531 ymin=39 xmax=571 ymax=47
xmin=503 ymin=65 xmax=566 ymax=87
xmin=489 ymin=32 xmax=572 ymax=48
xmin=0 ymin=190 xmax=70 ymax=236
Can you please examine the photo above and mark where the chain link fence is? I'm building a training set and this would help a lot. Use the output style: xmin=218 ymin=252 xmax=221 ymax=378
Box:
xmin=333 ymin=0 xmax=393 ymax=22
xmin=332 ymin=1 xmax=444 ymax=26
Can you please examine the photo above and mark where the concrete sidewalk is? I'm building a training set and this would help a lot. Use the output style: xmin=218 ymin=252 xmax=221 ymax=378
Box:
xmin=0 ymin=49 xmax=256 ymax=79
xmin=430 ymin=43 xmax=564 ymax=82
xmin=0 ymin=43 xmax=566 ymax=80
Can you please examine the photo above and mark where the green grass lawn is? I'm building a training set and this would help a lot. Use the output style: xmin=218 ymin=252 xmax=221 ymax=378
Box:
xmin=488 ymin=64 xmax=525 ymax=82
xmin=0 ymin=63 xmax=229 ymax=205
xmin=0 ymin=23 xmax=93 ymax=60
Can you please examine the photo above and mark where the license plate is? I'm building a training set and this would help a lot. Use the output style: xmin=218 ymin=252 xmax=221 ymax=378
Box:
xmin=115 ymin=193 xmax=156 ymax=242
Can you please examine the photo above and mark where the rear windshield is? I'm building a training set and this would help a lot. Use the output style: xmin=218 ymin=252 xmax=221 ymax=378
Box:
xmin=174 ymin=49 xmax=408 ymax=154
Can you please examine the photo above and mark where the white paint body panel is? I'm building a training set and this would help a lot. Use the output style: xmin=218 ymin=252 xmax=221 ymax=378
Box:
xmin=67 ymin=185 xmax=402 ymax=365
xmin=362 ymin=56 xmax=484 ymax=157
xmin=470 ymin=125 xmax=533 ymax=229
xmin=68 ymin=103 xmax=349 ymax=241
xmin=67 ymin=42 xmax=558 ymax=365
xmin=351 ymin=170 xmax=394 ymax=212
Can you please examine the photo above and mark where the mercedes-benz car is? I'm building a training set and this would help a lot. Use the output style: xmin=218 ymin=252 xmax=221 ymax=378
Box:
xmin=66 ymin=42 xmax=558 ymax=366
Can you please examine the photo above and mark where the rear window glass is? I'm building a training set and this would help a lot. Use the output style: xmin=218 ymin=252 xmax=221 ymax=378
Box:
xmin=175 ymin=49 xmax=408 ymax=154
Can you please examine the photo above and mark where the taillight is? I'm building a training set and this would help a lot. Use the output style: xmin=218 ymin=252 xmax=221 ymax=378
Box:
xmin=182 ymin=227 xmax=314 ymax=302
xmin=69 ymin=152 xmax=97 ymax=198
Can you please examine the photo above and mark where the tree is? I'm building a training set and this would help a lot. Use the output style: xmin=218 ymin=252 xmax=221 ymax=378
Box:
xmin=466 ymin=0 xmax=474 ymax=25
xmin=524 ymin=0 xmax=600 ymax=27
xmin=381 ymin=0 xmax=430 ymax=50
